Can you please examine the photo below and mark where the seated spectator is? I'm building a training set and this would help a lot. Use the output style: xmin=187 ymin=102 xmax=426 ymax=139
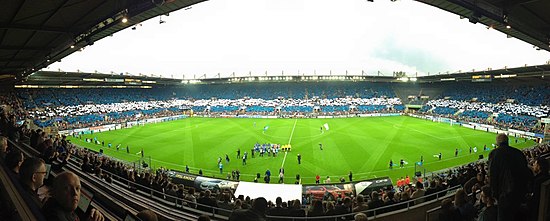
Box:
xmin=5 ymin=148 xmax=24 ymax=176
xmin=196 ymin=190 xmax=217 ymax=212
xmin=0 ymin=136 xmax=7 ymax=162
xmin=367 ymin=191 xmax=384 ymax=209
xmin=267 ymin=197 xmax=288 ymax=217
xmin=334 ymin=197 xmax=353 ymax=220
xmin=528 ymin=157 xmax=550 ymax=220
xmin=185 ymin=188 xmax=197 ymax=209
xmin=354 ymin=212 xmax=368 ymax=221
xmin=454 ymin=189 xmax=476 ymax=221
xmin=411 ymin=181 xmax=426 ymax=204
xmin=439 ymin=198 xmax=460 ymax=221
xmin=307 ymin=199 xmax=324 ymax=217
xmin=324 ymin=201 xmax=337 ymax=216
xmin=352 ymin=195 xmax=369 ymax=213
xmin=197 ymin=214 xmax=211 ymax=221
xmin=288 ymin=199 xmax=305 ymax=217
xmin=229 ymin=197 xmax=268 ymax=221
xmin=478 ymin=185 xmax=497 ymax=221
xmin=136 ymin=209 xmax=158 ymax=221
xmin=42 ymin=171 xmax=104 ymax=221
xmin=19 ymin=157 xmax=47 ymax=206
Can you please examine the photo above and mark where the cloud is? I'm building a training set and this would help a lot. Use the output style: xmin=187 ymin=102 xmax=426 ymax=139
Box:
xmin=45 ymin=0 xmax=549 ymax=78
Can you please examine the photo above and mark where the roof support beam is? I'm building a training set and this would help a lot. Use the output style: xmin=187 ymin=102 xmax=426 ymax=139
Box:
xmin=0 ymin=23 xmax=74 ymax=34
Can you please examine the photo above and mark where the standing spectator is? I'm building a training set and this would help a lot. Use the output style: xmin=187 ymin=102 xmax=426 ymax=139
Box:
xmin=325 ymin=176 xmax=331 ymax=184
xmin=488 ymin=134 xmax=532 ymax=221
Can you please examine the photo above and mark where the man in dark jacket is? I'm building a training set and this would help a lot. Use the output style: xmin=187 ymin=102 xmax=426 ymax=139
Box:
xmin=42 ymin=171 xmax=104 ymax=221
xmin=488 ymin=134 xmax=532 ymax=221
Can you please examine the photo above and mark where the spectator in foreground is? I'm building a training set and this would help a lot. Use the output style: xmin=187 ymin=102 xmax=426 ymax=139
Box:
xmin=478 ymin=185 xmax=497 ymax=221
xmin=488 ymin=134 xmax=532 ymax=221
xmin=528 ymin=157 xmax=550 ymax=221
xmin=0 ymin=136 xmax=7 ymax=162
xmin=197 ymin=214 xmax=211 ymax=221
xmin=19 ymin=157 xmax=47 ymax=206
xmin=454 ymin=189 xmax=475 ymax=221
xmin=42 ymin=171 xmax=104 ymax=221
xmin=229 ymin=197 xmax=268 ymax=221
xmin=354 ymin=212 xmax=368 ymax=221
xmin=136 ymin=209 xmax=158 ymax=221
xmin=5 ymin=148 xmax=24 ymax=175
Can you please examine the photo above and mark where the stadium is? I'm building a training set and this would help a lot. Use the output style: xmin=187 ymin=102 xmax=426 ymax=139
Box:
xmin=1 ymin=1 xmax=550 ymax=221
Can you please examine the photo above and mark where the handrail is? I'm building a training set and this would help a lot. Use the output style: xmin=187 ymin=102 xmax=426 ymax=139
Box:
xmin=69 ymin=156 xmax=233 ymax=218
xmin=9 ymin=139 xmax=124 ymax=221
xmin=71 ymin=147 xmax=462 ymax=220
xmin=67 ymin=156 xmax=224 ymax=220
xmin=264 ymin=185 xmax=461 ymax=220
xmin=0 ymin=161 xmax=45 ymax=221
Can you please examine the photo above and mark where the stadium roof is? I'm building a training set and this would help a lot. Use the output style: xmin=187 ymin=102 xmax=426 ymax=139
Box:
xmin=0 ymin=0 xmax=206 ymax=84
xmin=18 ymin=63 xmax=550 ymax=87
xmin=1 ymin=0 xmax=549 ymax=85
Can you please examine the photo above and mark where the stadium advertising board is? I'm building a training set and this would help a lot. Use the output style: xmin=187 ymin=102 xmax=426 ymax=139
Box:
xmin=235 ymin=181 xmax=303 ymax=203
xmin=167 ymin=171 xmax=197 ymax=187
xmin=302 ymin=183 xmax=355 ymax=202
xmin=508 ymin=129 xmax=526 ymax=135
xmin=354 ymin=177 xmax=393 ymax=197
xmin=194 ymin=176 xmax=239 ymax=192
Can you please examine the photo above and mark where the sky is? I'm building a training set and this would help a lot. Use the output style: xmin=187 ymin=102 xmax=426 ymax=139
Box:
xmin=44 ymin=0 xmax=550 ymax=79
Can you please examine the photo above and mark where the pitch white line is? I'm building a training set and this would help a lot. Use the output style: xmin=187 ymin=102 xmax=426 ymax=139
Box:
xmin=281 ymin=119 xmax=298 ymax=168
xmin=288 ymin=119 xmax=298 ymax=144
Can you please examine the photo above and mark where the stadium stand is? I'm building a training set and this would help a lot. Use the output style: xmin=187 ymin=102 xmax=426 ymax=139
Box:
xmin=2 ymin=82 xmax=550 ymax=220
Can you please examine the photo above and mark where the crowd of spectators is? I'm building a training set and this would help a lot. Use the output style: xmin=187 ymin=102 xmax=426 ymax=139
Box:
xmin=1 ymin=82 xmax=550 ymax=221
xmin=420 ymin=99 xmax=547 ymax=133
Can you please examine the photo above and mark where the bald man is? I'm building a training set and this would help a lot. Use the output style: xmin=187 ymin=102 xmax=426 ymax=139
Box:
xmin=488 ymin=133 xmax=532 ymax=221
xmin=42 ymin=171 xmax=104 ymax=221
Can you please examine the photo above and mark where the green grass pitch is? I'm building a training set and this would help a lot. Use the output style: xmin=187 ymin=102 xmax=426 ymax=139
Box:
xmin=69 ymin=116 xmax=536 ymax=184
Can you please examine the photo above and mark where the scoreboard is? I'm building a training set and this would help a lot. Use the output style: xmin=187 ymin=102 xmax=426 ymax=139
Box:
xmin=471 ymin=75 xmax=492 ymax=82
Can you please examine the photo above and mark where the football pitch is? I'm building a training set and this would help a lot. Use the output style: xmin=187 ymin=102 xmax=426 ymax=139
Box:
xmin=70 ymin=116 xmax=536 ymax=184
